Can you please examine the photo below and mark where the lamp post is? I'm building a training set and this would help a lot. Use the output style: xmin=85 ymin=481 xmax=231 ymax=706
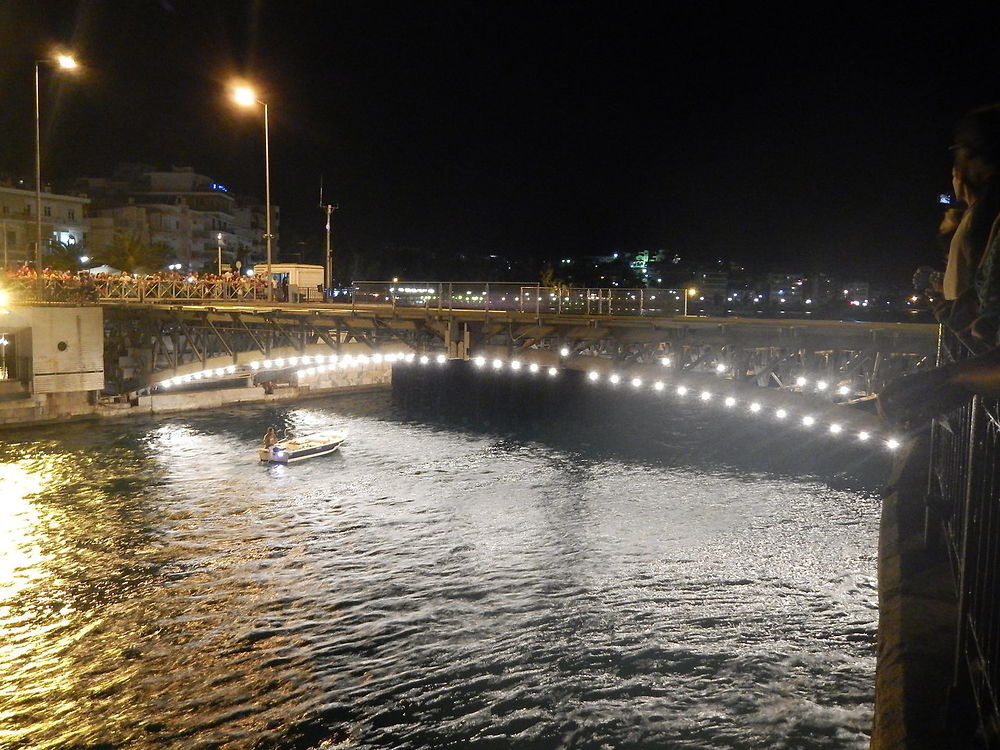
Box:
xmin=217 ymin=232 xmax=224 ymax=275
xmin=233 ymin=85 xmax=273 ymax=301
xmin=35 ymin=53 xmax=78 ymax=282
xmin=683 ymin=287 xmax=698 ymax=316
xmin=0 ymin=335 xmax=8 ymax=380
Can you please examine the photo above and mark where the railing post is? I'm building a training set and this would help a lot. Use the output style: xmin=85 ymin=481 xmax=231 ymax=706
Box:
xmin=953 ymin=395 xmax=980 ymax=688
xmin=640 ymin=289 xmax=645 ymax=316
xmin=485 ymin=283 xmax=490 ymax=315
xmin=438 ymin=282 xmax=443 ymax=313
xmin=535 ymin=285 xmax=540 ymax=316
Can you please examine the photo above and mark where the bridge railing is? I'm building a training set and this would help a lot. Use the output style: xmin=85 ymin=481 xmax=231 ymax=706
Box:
xmin=94 ymin=278 xmax=268 ymax=302
xmin=350 ymin=281 xmax=688 ymax=315
xmin=930 ymin=326 xmax=1000 ymax=740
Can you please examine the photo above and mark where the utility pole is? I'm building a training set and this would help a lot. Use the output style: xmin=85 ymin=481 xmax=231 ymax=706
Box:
xmin=319 ymin=177 xmax=338 ymax=298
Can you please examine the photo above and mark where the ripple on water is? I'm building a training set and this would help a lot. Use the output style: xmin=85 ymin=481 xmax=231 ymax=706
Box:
xmin=0 ymin=396 xmax=880 ymax=748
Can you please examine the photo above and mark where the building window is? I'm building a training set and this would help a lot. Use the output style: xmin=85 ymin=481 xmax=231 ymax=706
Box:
xmin=68 ymin=209 xmax=75 ymax=220
xmin=44 ymin=206 xmax=51 ymax=217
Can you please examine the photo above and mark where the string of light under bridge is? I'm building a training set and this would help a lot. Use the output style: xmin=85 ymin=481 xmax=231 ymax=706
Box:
xmin=158 ymin=351 xmax=900 ymax=453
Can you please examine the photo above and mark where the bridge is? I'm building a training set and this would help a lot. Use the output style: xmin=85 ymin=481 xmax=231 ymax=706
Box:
xmin=84 ymin=279 xmax=937 ymax=401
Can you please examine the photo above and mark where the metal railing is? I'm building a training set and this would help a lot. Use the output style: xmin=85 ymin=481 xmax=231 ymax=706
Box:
xmin=94 ymin=278 xmax=268 ymax=302
xmin=930 ymin=326 xmax=1000 ymax=742
xmin=350 ymin=281 xmax=690 ymax=315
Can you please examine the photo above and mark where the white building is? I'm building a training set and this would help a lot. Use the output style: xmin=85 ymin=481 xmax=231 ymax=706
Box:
xmin=78 ymin=165 xmax=277 ymax=272
xmin=0 ymin=182 xmax=90 ymax=268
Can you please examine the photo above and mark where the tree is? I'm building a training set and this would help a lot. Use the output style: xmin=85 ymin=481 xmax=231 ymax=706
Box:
xmin=98 ymin=231 xmax=171 ymax=273
xmin=44 ymin=241 xmax=85 ymax=271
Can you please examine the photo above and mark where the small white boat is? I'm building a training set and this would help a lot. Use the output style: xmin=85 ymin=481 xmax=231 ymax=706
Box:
xmin=259 ymin=431 xmax=347 ymax=464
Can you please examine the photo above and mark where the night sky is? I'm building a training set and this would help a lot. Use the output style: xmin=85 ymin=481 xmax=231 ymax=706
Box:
xmin=3 ymin=1 xmax=1000 ymax=282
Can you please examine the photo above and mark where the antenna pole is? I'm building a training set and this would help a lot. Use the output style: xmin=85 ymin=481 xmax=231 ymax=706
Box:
xmin=319 ymin=177 xmax=338 ymax=298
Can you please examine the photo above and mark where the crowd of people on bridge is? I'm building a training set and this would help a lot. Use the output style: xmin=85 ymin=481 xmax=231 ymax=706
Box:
xmin=2 ymin=265 xmax=271 ymax=301
xmin=879 ymin=103 xmax=1000 ymax=428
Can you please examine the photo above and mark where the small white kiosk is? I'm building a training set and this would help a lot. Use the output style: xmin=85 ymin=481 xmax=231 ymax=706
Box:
xmin=266 ymin=263 xmax=326 ymax=302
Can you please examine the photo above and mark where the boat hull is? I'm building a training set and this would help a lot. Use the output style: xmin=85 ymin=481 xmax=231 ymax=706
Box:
xmin=259 ymin=432 xmax=347 ymax=464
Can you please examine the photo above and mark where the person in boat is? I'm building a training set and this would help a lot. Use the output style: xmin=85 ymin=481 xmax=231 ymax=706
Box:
xmin=263 ymin=426 xmax=278 ymax=448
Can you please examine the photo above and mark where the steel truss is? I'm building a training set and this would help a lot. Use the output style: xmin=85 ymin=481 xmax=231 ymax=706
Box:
xmin=103 ymin=303 xmax=937 ymax=397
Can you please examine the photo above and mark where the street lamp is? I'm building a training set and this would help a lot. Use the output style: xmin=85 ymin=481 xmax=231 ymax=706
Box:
xmin=35 ymin=52 xmax=78 ymax=281
xmin=683 ymin=287 xmax=698 ymax=316
xmin=216 ymin=232 xmax=224 ymax=275
xmin=232 ymin=84 xmax=273 ymax=301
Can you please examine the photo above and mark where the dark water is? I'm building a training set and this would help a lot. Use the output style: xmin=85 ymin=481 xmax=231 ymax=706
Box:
xmin=0 ymin=378 xmax=887 ymax=749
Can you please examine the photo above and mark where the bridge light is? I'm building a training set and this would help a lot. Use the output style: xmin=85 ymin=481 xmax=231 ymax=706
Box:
xmin=547 ymin=367 xmax=558 ymax=377
xmin=677 ymin=385 xmax=688 ymax=396
xmin=858 ymin=431 xmax=870 ymax=441
xmin=289 ymin=357 xmax=299 ymax=366
xmin=748 ymin=401 xmax=761 ymax=412
xmin=795 ymin=376 xmax=807 ymax=387
xmin=886 ymin=438 xmax=901 ymax=450
xmin=492 ymin=359 xmax=503 ymax=369
xmin=560 ymin=347 xmax=570 ymax=357
xmin=829 ymin=423 xmax=842 ymax=434
xmin=802 ymin=416 xmax=815 ymax=427
xmin=838 ymin=385 xmax=851 ymax=396
xmin=654 ymin=381 xmax=665 ymax=391
xmin=473 ymin=356 xmax=486 ymax=367
xmin=529 ymin=362 xmax=540 ymax=373
xmin=715 ymin=363 xmax=726 ymax=373
xmin=274 ymin=358 xmax=285 ymax=367
xmin=630 ymin=377 xmax=642 ymax=387
xmin=724 ymin=396 xmax=736 ymax=407
xmin=775 ymin=408 xmax=787 ymax=419
xmin=588 ymin=371 xmax=600 ymax=382
xmin=436 ymin=354 xmax=446 ymax=364
xmin=404 ymin=353 xmax=415 ymax=363
xmin=816 ymin=380 xmax=828 ymax=391
xmin=511 ymin=360 xmax=522 ymax=370
xmin=660 ymin=357 xmax=671 ymax=367
xmin=419 ymin=355 xmax=429 ymax=365
xmin=225 ymin=365 xmax=235 ymax=374
xmin=609 ymin=374 xmax=621 ymax=384
xmin=700 ymin=391 xmax=712 ymax=401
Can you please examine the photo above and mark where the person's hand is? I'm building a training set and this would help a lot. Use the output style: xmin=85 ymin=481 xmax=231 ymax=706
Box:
xmin=877 ymin=367 xmax=972 ymax=430
xmin=971 ymin=316 xmax=1000 ymax=343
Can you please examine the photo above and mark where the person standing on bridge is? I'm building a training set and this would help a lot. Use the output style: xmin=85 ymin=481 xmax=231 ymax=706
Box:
xmin=936 ymin=104 xmax=1000 ymax=335
xmin=879 ymin=104 xmax=1000 ymax=428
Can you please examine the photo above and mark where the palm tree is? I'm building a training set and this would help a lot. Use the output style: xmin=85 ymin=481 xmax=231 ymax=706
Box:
xmin=98 ymin=231 xmax=171 ymax=273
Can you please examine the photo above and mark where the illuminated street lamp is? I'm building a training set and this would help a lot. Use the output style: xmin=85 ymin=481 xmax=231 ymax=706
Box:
xmin=0 ymin=334 xmax=8 ymax=380
xmin=232 ymin=84 xmax=273 ymax=300
xmin=683 ymin=287 xmax=698 ymax=316
xmin=35 ymin=52 xmax=78 ymax=281
xmin=216 ymin=232 xmax=224 ymax=275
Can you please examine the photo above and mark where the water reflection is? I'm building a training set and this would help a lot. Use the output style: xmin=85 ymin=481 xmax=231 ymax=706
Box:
xmin=0 ymin=394 xmax=882 ymax=748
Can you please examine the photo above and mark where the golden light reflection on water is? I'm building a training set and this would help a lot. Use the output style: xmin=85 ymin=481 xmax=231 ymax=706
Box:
xmin=0 ymin=462 xmax=51 ymax=602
